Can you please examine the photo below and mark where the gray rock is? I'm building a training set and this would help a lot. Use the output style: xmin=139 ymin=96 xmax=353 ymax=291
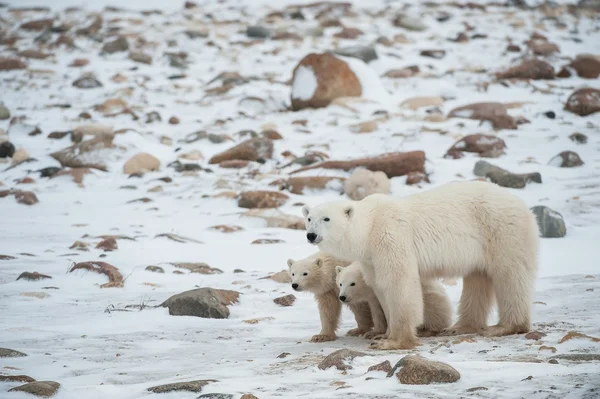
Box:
xmin=318 ymin=349 xmax=367 ymax=371
xmin=531 ymin=206 xmax=567 ymax=238
xmin=0 ymin=141 xmax=16 ymax=158
xmin=8 ymin=381 xmax=60 ymax=397
xmin=550 ymin=354 xmax=600 ymax=362
xmin=393 ymin=15 xmax=428 ymax=31
xmin=145 ymin=265 xmax=164 ymax=273
xmin=160 ymin=287 xmax=240 ymax=319
xmin=0 ymin=104 xmax=10 ymax=120
xmin=548 ymin=151 xmax=584 ymax=168
xmin=197 ymin=395 xmax=234 ymax=399
xmin=148 ymin=379 xmax=218 ymax=393
xmin=387 ymin=355 xmax=460 ymax=385
xmin=101 ymin=37 xmax=129 ymax=54
xmin=474 ymin=161 xmax=541 ymax=189
xmin=0 ymin=347 xmax=27 ymax=357
xmin=246 ymin=26 xmax=270 ymax=38
xmin=72 ymin=75 xmax=103 ymax=89
xmin=333 ymin=46 xmax=378 ymax=63
xmin=578 ymin=0 xmax=600 ymax=10
xmin=129 ymin=51 xmax=152 ymax=65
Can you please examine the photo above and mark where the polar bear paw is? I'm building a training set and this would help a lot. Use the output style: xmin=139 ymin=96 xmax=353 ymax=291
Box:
xmin=480 ymin=324 xmax=528 ymax=337
xmin=310 ymin=334 xmax=336 ymax=343
xmin=346 ymin=328 xmax=370 ymax=337
xmin=362 ymin=330 xmax=386 ymax=340
xmin=369 ymin=338 xmax=418 ymax=350
xmin=439 ymin=325 xmax=482 ymax=336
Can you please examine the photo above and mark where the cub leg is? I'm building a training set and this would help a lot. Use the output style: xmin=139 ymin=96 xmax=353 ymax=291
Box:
xmin=311 ymin=291 xmax=341 ymax=342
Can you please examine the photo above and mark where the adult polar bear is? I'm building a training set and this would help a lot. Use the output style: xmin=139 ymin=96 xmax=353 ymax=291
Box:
xmin=302 ymin=180 xmax=540 ymax=350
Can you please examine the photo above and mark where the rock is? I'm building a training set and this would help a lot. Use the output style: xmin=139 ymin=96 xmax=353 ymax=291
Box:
xmin=18 ymin=49 xmax=52 ymax=59
xmin=123 ymin=153 xmax=160 ymax=175
xmin=171 ymin=263 xmax=222 ymax=274
xmin=147 ymin=379 xmax=218 ymax=393
xmin=564 ymin=88 xmax=600 ymax=116
xmin=247 ymin=26 xmax=270 ymax=38
xmin=240 ymin=395 xmax=259 ymax=399
xmin=525 ymin=331 xmax=547 ymax=340
xmin=70 ymin=58 xmax=89 ymax=67
xmin=70 ymin=241 xmax=89 ymax=251
xmin=344 ymin=168 xmax=390 ymax=201
xmin=72 ymin=74 xmax=103 ymax=89
xmin=51 ymin=136 xmax=115 ymax=171
xmin=548 ymin=151 xmax=584 ymax=168
xmin=241 ymin=209 xmax=304 ymax=230
xmin=15 ymin=191 xmax=39 ymax=205
xmin=394 ymin=15 xmax=427 ymax=31
xmin=0 ymin=57 xmax=27 ymax=71
xmin=474 ymin=161 xmax=541 ymax=189
xmin=160 ymin=287 xmax=240 ymax=319
xmin=401 ymin=96 xmax=444 ymax=110
xmin=0 ymin=348 xmax=27 ymax=357
xmin=96 ymin=237 xmax=118 ymax=251
xmin=496 ymin=58 xmax=554 ymax=80
xmin=290 ymin=52 xmax=362 ymax=111
xmin=350 ymin=120 xmax=378 ymax=133
xmin=169 ymin=116 xmax=180 ymax=125
xmin=252 ymin=239 xmax=284 ymax=244
xmin=550 ymin=354 xmax=600 ymax=362
xmin=334 ymin=27 xmax=363 ymax=39
xmin=101 ymin=37 xmax=129 ymax=54
xmin=238 ymin=191 xmax=289 ymax=209
xmin=0 ymin=375 xmax=36 ymax=383
xmin=420 ymin=49 xmax=446 ymax=59
xmin=0 ymin=104 xmax=10 ymax=120
xmin=368 ymin=360 xmax=393 ymax=374
xmin=578 ymin=0 xmax=600 ymax=10
xmin=261 ymin=270 xmax=292 ymax=284
xmin=73 ymin=123 xmax=113 ymax=138
xmin=466 ymin=387 xmax=489 ymax=392
xmin=197 ymin=394 xmax=233 ymax=399
xmin=333 ymin=45 xmax=378 ymax=64
xmin=531 ymin=206 xmax=567 ymax=238
xmin=261 ymin=129 xmax=282 ymax=140
xmin=544 ymin=111 xmax=556 ymax=119
xmin=0 ymin=141 xmax=15 ymax=158
xmin=528 ymin=40 xmax=560 ymax=56
xmin=405 ymin=171 xmax=430 ymax=185
xmin=146 ymin=111 xmax=162 ymax=123
xmin=209 ymin=138 xmax=273 ymax=164
xmin=318 ymin=349 xmax=367 ymax=371
xmin=448 ymin=102 xmax=517 ymax=130
xmin=273 ymin=294 xmax=296 ymax=306
xmin=558 ymin=54 xmax=600 ymax=79
xmin=16 ymin=272 xmax=51 ymax=281
xmin=506 ymin=44 xmax=521 ymax=52
xmin=445 ymin=134 xmax=507 ymax=158
xmin=383 ymin=65 xmax=420 ymax=79
xmin=129 ymin=51 xmax=152 ymax=64
xmin=8 ymin=381 xmax=60 ymax=397
xmin=569 ymin=132 xmax=588 ymax=144
xmin=389 ymin=355 xmax=460 ymax=385
xmin=272 ymin=176 xmax=344 ymax=195
xmin=145 ymin=265 xmax=164 ymax=273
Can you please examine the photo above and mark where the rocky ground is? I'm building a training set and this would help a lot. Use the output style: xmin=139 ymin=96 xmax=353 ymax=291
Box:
xmin=1 ymin=0 xmax=600 ymax=398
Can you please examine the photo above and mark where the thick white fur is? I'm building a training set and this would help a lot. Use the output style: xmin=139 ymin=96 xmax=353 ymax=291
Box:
xmin=336 ymin=261 xmax=453 ymax=339
xmin=302 ymin=180 xmax=540 ymax=350
xmin=287 ymin=251 xmax=373 ymax=342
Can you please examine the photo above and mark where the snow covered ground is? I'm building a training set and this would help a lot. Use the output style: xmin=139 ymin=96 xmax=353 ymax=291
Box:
xmin=1 ymin=0 xmax=599 ymax=398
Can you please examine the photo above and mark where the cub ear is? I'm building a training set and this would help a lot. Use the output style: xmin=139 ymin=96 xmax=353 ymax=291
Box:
xmin=344 ymin=205 xmax=353 ymax=218
xmin=314 ymin=258 xmax=323 ymax=267
xmin=302 ymin=205 xmax=310 ymax=218
xmin=287 ymin=259 xmax=294 ymax=268
xmin=335 ymin=266 xmax=344 ymax=275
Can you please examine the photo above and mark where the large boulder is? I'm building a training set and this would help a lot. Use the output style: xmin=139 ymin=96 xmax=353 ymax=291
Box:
xmin=160 ymin=288 xmax=240 ymax=319
xmin=291 ymin=53 xmax=362 ymax=111
xmin=564 ymin=88 xmax=600 ymax=116
xmin=388 ymin=355 xmax=460 ymax=385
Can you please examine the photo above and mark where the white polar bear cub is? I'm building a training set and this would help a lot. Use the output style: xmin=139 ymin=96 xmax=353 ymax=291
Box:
xmin=303 ymin=180 xmax=540 ymax=350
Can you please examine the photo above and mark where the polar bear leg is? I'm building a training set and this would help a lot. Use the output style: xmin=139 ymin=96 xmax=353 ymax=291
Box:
xmin=417 ymin=279 xmax=453 ymax=337
xmin=312 ymin=291 xmax=341 ymax=342
xmin=346 ymin=301 xmax=373 ymax=336
xmin=441 ymin=271 xmax=494 ymax=336
xmin=362 ymin=296 xmax=387 ymax=339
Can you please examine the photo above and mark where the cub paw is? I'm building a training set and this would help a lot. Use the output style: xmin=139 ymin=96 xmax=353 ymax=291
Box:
xmin=310 ymin=334 xmax=336 ymax=343
xmin=369 ymin=338 xmax=418 ymax=351
xmin=346 ymin=328 xmax=369 ymax=337
xmin=363 ymin=330 xmax=386 ymax=340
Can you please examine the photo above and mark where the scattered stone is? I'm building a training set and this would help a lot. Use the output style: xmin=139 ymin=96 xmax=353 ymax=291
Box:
xmin=146 ymin=111 xmax=162 ymax=123
xmin=18 ymin=49 xmax=52 ymax=60
xmin=209 ymin=225 xmax=244 ymax=233
xmin=350 ymin=120 xmax=378 ymax=133
xmin=123 ymin=153 xmax=160 ymax=175
xmin=171 ymin=263 xmax=222 ymax=274
xmin=261 ymin=270 xmax=292 ymax=284
xmin=0 ymin=57 xmax=27 ymax=71
xmin=145 ymin=265 xmax=164 ymax=273
xmin=238 ymin=191 xmax=289 ymax=209
xmin=0 ymin=104 xmax=10 ymax=120
xmin=272 ymin=176 xmax=344 ymax=195
xmin=333 ymin=45 xmax=377 ymax=63
xmin=96 ymin=237 xmax=118 ymax=251
xmin=344 ymin=168 xmax=390 ymax=201
xmin=51 ymin=136 xmax=114 ymax=171
xmin=241 ymin=209 xmax=304 ymax=230
xmin=0 ymin=255 xmax=17 ymax=260
xmin=8 ymin=381 xmax=60 ymax=397
xmin=334 ymin=27 xmax=363 ymax=39
xmin=548 ymin=151 xmax=584 ymax=168
xmin=550 ymin=354 xmax=600 ymax=362
xmin=209 ymin=138 xmax=273 ymax=164
xmin=277 ymin=352 xmax=291 ymax=358
xmin=558 ymin=54 xmax=600 ymax=79
xmin=178 ymin=150 xmax=203 ymax=161
xmin=394 ymin=15 xmax=427 ymax=31
xmin=528 ymin=40 xmax=560 ymax=56
xmin=420 ymin=49 xmax=446 ymax=59
xmin=247 ymin=26 xmax=270 ymax=38
xmin=405 ymin=171 xmax=430 ymax=185
xmin=16 ymin=272 xmax=51 ymax=281
xmin=400 ymin=96 xmax=444 ymax=110
xmin=197 ymin=394 xmax=233 ymax=399
xmin=252 ymin=239 xmax=284 ymax=244
xmin=0 ymin=141 xmax=15 ymax=158
xmin=240 ymin=394 xmax=259 ymax=399
xmin=147 ymin=379 xmax=218 ymax=393
xmin=11 ymin=148 xmax=30 ymax=164
xmin=388 ymin=355 xmax=460 ymax=385
xmin=69 ymin=261 xmax=124 ymax=288
xmin=70 ymin=241 xmax=89 ymax=251
xmin=261 ymin=129 xmax=282 ymax=140
xmin=0 ymin=375 xmax=36 ymax=383
xmin=525 ymin=331 xmax=547 ymax=340
xmin=14 ymin=191 xmax=39 ymax=205
xmin=474 ymin=161 xmax=541 ymax=189
xmin=318 ymin=349 xmax=367 ymax=371
xmin=496 ymin=58 xmax=555 ymax=80
xmin=569 ymin=132 xmax=588 ymax=144
xmin=0 ymin=348 xmax=27 ymax=357
xmin=559 ymin=331 xmax=600 ymax=344
xmin=539 ymin=346 xmax=557 ymax=353
xmin=101 ymin=37 xmax=129 ymax=54
xmin=448 ymin=102 xmax=517 ymax=130
xmin=290 ymin=52 xmax=361 ymax=111
xmin=273 ymin=294 xmax=296 ymax=306
xmin=446 ymin=134 xmax=506 ymax=158
xmin=70 ymin=58 xmax=89 ymax=67
xmin=368 ymin=360 xmax=393 ymax=374
xmin=506 ymin=44 xmax=521 ymax=52
xmin=564 ymin=88 xmax=600 ymax=116
xmin=72 ymin=74 xmax=103 ymax=89
xmin=169 ymin=116 xmax=180 ymax=125
xmin=531 ymin=205 xmax=567 ymax=238
xmin=383 ymin=65 xmax=420 ymax=79
xmin=128 ymin=51 xmax=152 ymax=64
xmin=466 ymin=387 xmax=489 ymax=392
xmin=160 ymin=287 xmax=240 ymax=319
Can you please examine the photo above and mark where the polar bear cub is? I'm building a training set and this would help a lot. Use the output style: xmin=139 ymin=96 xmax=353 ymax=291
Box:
xmin=287 ymin=251 xmax=373 ymax=342
xmin=303 ymin=180 xmax=540 ymax=350
xmin=336 ymin=261 xmax=452 ymax=339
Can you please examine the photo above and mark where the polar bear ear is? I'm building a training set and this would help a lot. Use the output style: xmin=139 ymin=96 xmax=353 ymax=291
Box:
xmin=302 ymin=205 xmax=310 ymax=218
xmin=344 ymin=205 xmax=353 ymax=218
xmin=314 ymin=258 xmax=323 ymax=267
xmin=287 ymin=259 xmax=294 ymax=268
xmin=335 ymin=266 xmax=344 ymax=275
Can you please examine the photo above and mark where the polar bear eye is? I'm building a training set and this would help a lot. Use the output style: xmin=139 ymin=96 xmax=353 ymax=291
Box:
xmin=324 ymin=217 xmax=330 ymax=222
xmin=351 ymin=283 xmax=356 ymax=286
xmin=303 ymin=272 xmax=308 ymax=276
xmin=308 ymin=218 xmax=311 ymax=222
xmin=339 ymin=283 xmax=342 ymax=286
xmin=292 ymin=273 xmax=295 ymax=276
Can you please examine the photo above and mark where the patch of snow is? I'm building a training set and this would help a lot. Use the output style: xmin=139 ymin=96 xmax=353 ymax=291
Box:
xmin=291 ymin=65 xmax=318 ymax=101
xmin=334 ymin=54 xmax=394 ymax=107
xmin=548 ymin=154 xmax=564 ymax=167
xmin=453 ymin=109 xmax=475 ymax=118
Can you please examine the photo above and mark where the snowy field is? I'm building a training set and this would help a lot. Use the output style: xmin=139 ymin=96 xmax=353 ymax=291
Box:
xmin=1 ymin=0 xmax=600 ymax=398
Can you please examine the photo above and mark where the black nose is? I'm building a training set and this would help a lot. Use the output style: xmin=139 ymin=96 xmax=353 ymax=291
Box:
xmin=292 ymin=283 xmax=299 ymax=290
xmin=339 ymin=295 xmax=346 ymax=302
xmin=307 ymin=233 xmax=317 ymax=242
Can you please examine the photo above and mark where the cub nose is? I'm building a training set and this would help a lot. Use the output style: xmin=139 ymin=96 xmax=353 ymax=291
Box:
xmin=292 ymin=283 xmax=299 ymax=290
xmin=339 ymin=295 xmax=346 ymax=302
xmin=307 ymin=233 xmax=317 ymax=242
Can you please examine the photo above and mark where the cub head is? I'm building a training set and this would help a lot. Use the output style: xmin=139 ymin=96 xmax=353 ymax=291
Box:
xmin=302 ymin=200 xmax=354 ymax=254
xmin=335 ymin=262 xmax=367 ymax=303
xmin=287 ymin=255 xmax=326 ymax=292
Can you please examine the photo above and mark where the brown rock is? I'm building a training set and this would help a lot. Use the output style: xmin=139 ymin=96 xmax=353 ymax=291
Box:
xmin=168 ymin=116 xmax=180 ymax=125
xmin=559 ymin=54 xmax=600 ymax=79
xmin=240 ymin=395 xmax=259 ymax=399
xmin=9 ymin=381 xmax=60 ymax=397
xmin=96 ymin=237 xmax=118 ymax=251
xmin=238 ymin=191 xmax=289 ymax=209
xmin=420 ymin=49 xmax=446 ymax=59
xmin=569 ymin=132 xmax=588 ymax=144
xmin=525 ymin=331 xmax=547 ymax=340
xmin=318 ymin=349 xmax=367 ymax=371
xmin=273 ymin=294 xmax=296 ymax=306
xmin=564 ymin=88 xmax=600 ymax=116
xmin=241 ymin=209 xmax=304 ymax=230
xmin=160 ymin=287 xmax=240 ymax=319
xmin=389 ymin=355 xmax=460 ymax=385
xmin=261 ymin=270 xmax=292 ymax=284
xmin=147 ymin=379 xmax=218 ymax=393
xmin=171 ymin=263 xmax=223 ymax=274
xmin=252 ymin=239 xmax=285 ymax=244
xmin=0 ymin=375 xmax=36 ymax=383
xmin=129 ymin=51 xmax=152 ymax=64
xmin=17 ymin=272 xmax=51 ymax=281
xmin=261 ymin=129 xmax=283 ymax=140
xmin=0 ymin=57 xmax=27 ymax=71
xmin=17 ymin=177 xmax=36 ymax=184
xmin=69 ymin=261 xmax=124 ymax=288
xmin=548 ymin=151 xmax=584 ymax=168
xmin=18 ymin=50 xmax=52 ymax=60
xmin=51 ymin=136 xmax=115 ymax=171
xmin=20 ymin=19 xmax=54 ymax=31
xmin=446 ymin=134 xmax=506 ymax=158
xmin=101 ymin=37 xmax=129 ymax=54
xmin=558 ymin=331 xmax=600 ymax=344
xmin=145 ymin=265 xmax=164 ymax=273
xmin=550 ymin=354 xmax=600 ymax=362
xmin=209 ymin=138 xmax=273 ymax=164
xmin=506 ymin=44 xmax=521 ymax=52
xmin=0 ymin=348 xmax=27 ymax=357
xmin=474 ymin=160 xmax=541 ymax=189
xmin=448 ymin=102 xmax=517 ymax=130
xmin=527 ymin=39 xmax=560 ymax=56
xmin=70 ymin=241 xmax=89 ymax=251
xmin=219 ymin=160 xmax=251 ymax=169
xmin=496 ymin=58 xmax=554 ymax=80
xmin=405 ymin=171 xmax=430 ymax=185
xmin=70 ymin=58 xmax=89 ymax=67
xmin=272 ymin=176 xmax=344 ymax=194
xmin=290 ymin=52 xmax=362 ymax=111
xmin=383 ymin=65 xmax=419 ymax=79
xmin=334 ymin=27 xmax=363 ymax=39
xmin=123 ymin=153 xmax=160 ymax=175
xmin=15 ymin=191 xmax=39 ymax=205
xmin=368 ymin=360 xmax=393 ymax=374
xmin=209 ymin=225 xmax=244 ymax=233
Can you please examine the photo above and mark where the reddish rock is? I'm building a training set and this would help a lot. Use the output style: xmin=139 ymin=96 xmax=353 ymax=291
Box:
xmin=290 ymin=52 xmax=362 ymax=111
xmin=334 ymin=27 xmax=363 ymax=39
xmin=209 ymin=138 xmax=273 ymax=164
xmin=525 ymin=331 xmax=547 ymax=340
xmin=271 ymin=176 xmax=344 ymax=194
xmin=219 ymin=160 xmax=251 ymax=169
xmin=0 ymin=57 xmax=27 ymax=71
xmin=496 ymin=58 xmax=554 ymax=80
xmin=506 ymin=44 xmax=521 ymax=52
xmin=318 ymin=349 xmax=367 ymax=371
xmin=405 ymin=171 xmax=430 ymax=185
xmin=20 ymin=18 xmax=54 ymax=31
xmin=18 ymin=50 xmax=52 ymax=60
xmin=383 ymin=65 xmax=420 ymax=79
xmin=448 ymin=102 xmax=517 ymax=130
xmin=558 ymin=54 xmax=600 ymax=79
xmin=368 ymin=360 xmax=393 ymax=374
xmin=273 ymin=294 xmax=296 ymax=306
xmin=564 ymin=88 xmax=600 ymax=116
xmin=168 ymin=116 xmax=180 ymax=124
xmin=389 ymin=355 xmax=460 ymax=385
xmin=14 ymin=191 xmax=38 ymax=205
xmin=238 ymin=191 xmax=289 ymax=209
xmin=446 ymin=134 xmax=506 ymax=158
xmin=261 ymin=129 xmax=283 ymax=140
xmin=420 ymin=49 xmax=446 ymax=59
xmin=96 ymin=237 xmax=118 ymax=251
xmin=527 ymin=39 xmax=560 ymax=56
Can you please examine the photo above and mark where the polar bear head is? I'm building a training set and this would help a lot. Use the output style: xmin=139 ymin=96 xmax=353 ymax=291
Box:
xmin=335 ymin=261 xmax=368 ymax=303
xmin=287 ymin=255 xmax=326 ymax=293
xmin=302 ymin=200 xmax=354 ymax=255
